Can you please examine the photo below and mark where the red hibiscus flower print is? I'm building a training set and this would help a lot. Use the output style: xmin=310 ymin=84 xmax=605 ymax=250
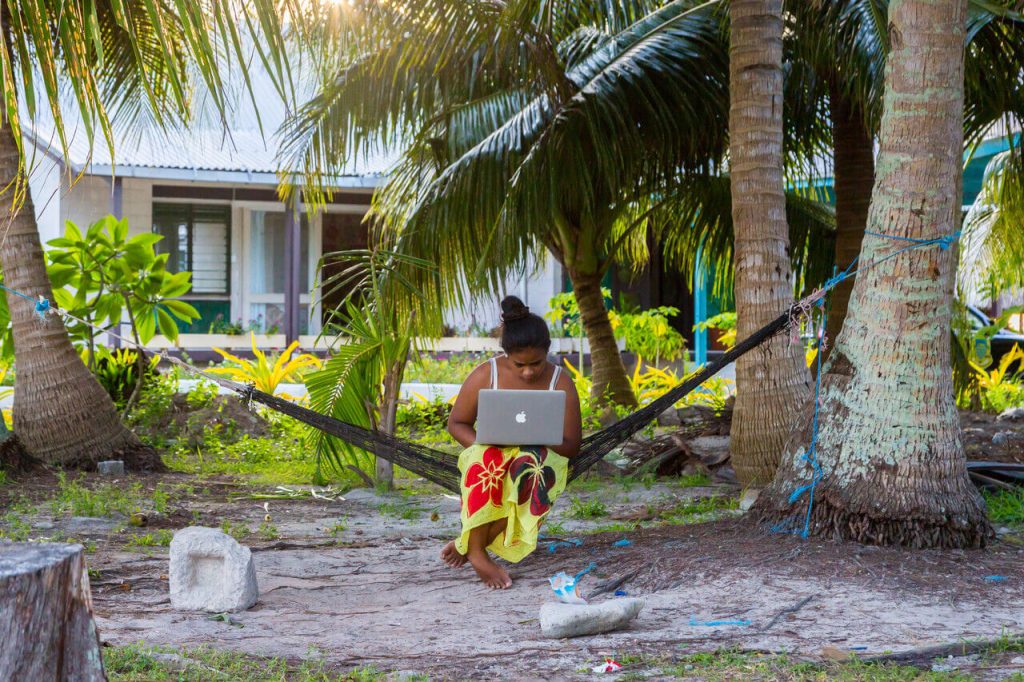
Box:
xmin=509 ymin=447 xmax=557 ymax=517
xmin=464 ymin=447 xmax=508 ymax=516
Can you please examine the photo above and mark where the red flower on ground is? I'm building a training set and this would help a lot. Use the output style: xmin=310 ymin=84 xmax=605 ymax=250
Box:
xmin=464 ymin=447 xmax=508 ymax=516
xmin=509 ymin=447 xmax=557 ymax=517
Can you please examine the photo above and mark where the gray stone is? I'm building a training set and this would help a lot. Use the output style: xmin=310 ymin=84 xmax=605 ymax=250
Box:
xmin=677 ymin=404 xmax=715 ymax=425
xmin=169 ymin=527 xmax=258 ymax=612
xmin=97 ymin=460 xmax=125 ymax=476
xmin=685 ymin=435 xmax=731 ymax=466
xmin=539 ymin=598 xmax=645 ymax=639
xmin=997 ymin=407 xmax=1024 ymax=422
xmin=657 ymin=408 xmax=681 ymax=427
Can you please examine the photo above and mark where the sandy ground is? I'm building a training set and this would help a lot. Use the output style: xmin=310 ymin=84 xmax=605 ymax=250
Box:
xmin=57 ymin=477 xmax=1024 ymax=680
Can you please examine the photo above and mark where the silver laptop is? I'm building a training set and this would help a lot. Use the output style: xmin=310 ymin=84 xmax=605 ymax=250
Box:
xmin=476 ymin=389 xmax=566 ymax=446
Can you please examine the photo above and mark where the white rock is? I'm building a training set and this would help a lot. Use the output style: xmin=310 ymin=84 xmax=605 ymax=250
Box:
xmin=97 ymin=460 xmax=124 ymax=476
xmin=539 ymin=598 xmax=645 ymax=639
xmin=739 ymin=488 xmax=760 ymax=512
xmin=997 ymin=407 xmax=1024 ymax=422
xmin=169 ymin=527 xmax=258 ymax=612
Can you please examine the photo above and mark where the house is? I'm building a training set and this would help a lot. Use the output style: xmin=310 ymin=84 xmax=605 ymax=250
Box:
xmin=21 ymin=75 xmax=564 ymax=351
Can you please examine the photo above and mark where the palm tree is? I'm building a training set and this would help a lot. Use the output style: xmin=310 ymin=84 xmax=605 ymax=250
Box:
xmin=280 ymin=0 xmax=734 ymax=410
xmin=726 ymin=0 xmax=812 ymax=486
xmin=0 ymin=0 xmax=288 ymax=468
xmin=791 ymin=0 xmax=1024 ymax=345
xmin=758 ymin=0 xmax=991 ymax=548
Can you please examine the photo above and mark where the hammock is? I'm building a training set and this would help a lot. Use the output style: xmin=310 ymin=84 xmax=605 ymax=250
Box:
xmin=225 ymin=307 xmax=798 ymax=493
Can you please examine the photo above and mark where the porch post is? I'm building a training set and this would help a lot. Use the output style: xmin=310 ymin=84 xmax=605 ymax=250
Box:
xmin=693 ymin=244 xmax=708 ymax=366
xmin=283 ymin=193 xmax=301 ymax=345
xmin=110 ymin=177 xmax=123 ymax=348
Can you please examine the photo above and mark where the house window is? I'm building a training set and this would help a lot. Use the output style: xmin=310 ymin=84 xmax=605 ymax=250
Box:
xmin=153 ymin=204 xmax=231 ymax=295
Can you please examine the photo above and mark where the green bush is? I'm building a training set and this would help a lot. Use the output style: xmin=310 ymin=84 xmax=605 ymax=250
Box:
xmin=92 ymin=348 xmax=160 ymax=408
xmin=404 ymin=354 xmax=484 ymax=383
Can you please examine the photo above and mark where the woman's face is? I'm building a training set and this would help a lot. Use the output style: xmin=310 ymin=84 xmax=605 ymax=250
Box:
xmin=506 ymin=347 xmax=549 ymax=384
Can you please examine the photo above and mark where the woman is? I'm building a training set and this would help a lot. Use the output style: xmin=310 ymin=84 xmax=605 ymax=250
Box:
xmin=440 ymin=296 xmax=582 ymax=589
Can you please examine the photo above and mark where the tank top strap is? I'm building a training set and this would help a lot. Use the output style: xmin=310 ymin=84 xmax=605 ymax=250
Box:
xmin=490 ymin=357 xmax=499 ymax=390
xmin=548 ymin=365 xmax=562 ymax=390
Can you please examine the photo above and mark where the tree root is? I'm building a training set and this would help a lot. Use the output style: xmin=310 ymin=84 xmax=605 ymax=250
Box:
xmin=0 ymin=436 xmax=45 ymax=476
xmin=756 ymin=493 xmax=993 ymax=550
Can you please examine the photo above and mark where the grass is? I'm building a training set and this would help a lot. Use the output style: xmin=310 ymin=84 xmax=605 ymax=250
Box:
xmin=126 ymin=529 xmax=174 ymax=547
xmin=568 ymin=496 xmax=609 ymax=519
xmin=590 ymin=649 xmax=979 ymax=681
xmin=104 ymin=642 xmax=404 ymax=681
xmin=662 ymin=495 xmax=739 ymax=525
xmin=377 ymin=502 xmax=422 ymax=520
xmin=676 ymin=472 xmax=711 ymax=488
xmin=985 ymin=488 xmax=1024 ymax=527
xmin=0 ymin=511 xmax=32 ymax=541
xmin=0 ymin=469 xmax=8 ymax=486
xmin=49 ymin=472 xmax=171 ymax=518
xmin=220 ymin=519 xmax=252 ymax=540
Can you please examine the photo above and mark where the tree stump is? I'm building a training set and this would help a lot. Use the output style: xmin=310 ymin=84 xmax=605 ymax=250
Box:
xmin=0 ymin=542 xmax=106 ymax=681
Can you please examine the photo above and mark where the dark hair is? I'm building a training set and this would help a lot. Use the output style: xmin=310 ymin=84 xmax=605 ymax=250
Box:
xmin=499 ymin=295 xmax=550 ymax=353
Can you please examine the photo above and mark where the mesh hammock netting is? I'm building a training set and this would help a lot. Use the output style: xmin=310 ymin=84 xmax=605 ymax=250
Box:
xmin=227 ymin=308 xmax=796 ymax=493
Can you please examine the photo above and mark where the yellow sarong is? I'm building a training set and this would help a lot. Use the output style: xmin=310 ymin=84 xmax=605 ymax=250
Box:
xmin=453 ymin=444 xmax=569 ymax=563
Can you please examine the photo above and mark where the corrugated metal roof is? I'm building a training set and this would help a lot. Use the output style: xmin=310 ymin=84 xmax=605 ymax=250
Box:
xmin=22 ymin=58 xmax=397 ymax=186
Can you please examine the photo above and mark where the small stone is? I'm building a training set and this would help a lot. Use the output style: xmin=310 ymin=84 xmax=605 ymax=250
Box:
xmin=676 ymin=405 xmax=715 ymax=425
xmin=685 ymin=436 xmax=731 ymax=466
xmin=539 ymin=598 xmax=645 ymax=639
xmin=169 ymin=527 xmax=258 ymax=612
xmin=657 ymin=408 xmax=681 ymax=427
xmin=997 ymin=407 xmax=1024 ymax=422
xmin=97 ymin=460 xmax=124 ymax=476
xmin=739 ymin=488 xmax=760 ymax=512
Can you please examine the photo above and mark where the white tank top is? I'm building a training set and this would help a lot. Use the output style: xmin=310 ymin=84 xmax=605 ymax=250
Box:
xmin=490 ymin=356 xmax=561 ymax=391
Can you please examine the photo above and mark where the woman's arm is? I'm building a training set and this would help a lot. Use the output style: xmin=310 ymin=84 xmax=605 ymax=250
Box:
xmin=550 ymin=371 xmax=583 ymax=458
xmin=447 ymin=364 xmax=490 ymax=449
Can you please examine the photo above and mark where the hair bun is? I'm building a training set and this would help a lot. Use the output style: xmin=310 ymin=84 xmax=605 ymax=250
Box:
xmin=500 ymin=295 xmax=530 ymax=323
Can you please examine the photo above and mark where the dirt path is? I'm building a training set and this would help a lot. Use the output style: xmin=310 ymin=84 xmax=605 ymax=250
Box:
xmin=71 ymin=477 xmax=1024 ymax=680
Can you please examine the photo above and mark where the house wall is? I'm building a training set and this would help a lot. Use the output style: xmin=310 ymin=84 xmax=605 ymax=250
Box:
xmin=33 ymin=172 xmax=567 ymax=340
xmin=24 ymin=147 xmax=64 ymax=245
xmin=443 ymin=255 xmax=564 ymax=335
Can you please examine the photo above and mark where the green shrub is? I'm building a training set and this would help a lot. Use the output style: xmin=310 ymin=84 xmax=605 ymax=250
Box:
xmin=404 ymin=354 xmax=484 ymax=383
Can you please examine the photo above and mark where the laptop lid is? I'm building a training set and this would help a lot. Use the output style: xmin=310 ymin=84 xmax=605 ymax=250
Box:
xmin=475 ymin=389 xmax=566 ymax=447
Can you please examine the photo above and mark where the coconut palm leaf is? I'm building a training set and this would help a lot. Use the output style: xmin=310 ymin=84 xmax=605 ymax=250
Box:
xmin=961 ymin=145 xmax=1024 ymax=297
xmin=0 ymin=0 xmax=293 ymax=190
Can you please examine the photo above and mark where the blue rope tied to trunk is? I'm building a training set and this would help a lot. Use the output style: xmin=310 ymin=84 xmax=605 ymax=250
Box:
xmin=775 ymin=228 xmax=962 ymax=538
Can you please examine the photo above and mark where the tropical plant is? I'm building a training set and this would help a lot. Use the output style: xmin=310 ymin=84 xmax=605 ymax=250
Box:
xmin=90 ymin=348 xmax=160 ymax=409
xmin=962 ymin=344 xmax=1024 ymax=413
xmin=43 ymin=216 xmax=200 ymax=413
xmin=761 ymin=0 xmax=991 ymax=548
xmin=304 ymin=247 xmax=435 ymax=486
xmin=960 ymin=149 xmax=1024 ymax=298
xmin=209 ymin=334 xmax=321 ymax=397
xmin=280 ymin=0 xmax=741 ymax=411
xmin=546 ymin=290 xmax=686 ymax=364
xmin=0 ymin=0 xmax=289 ymax=468
xmin=789 ymin=0 xmax=1024 ymax=344
xmin=694 ymin=311 xmax=737 ymax=350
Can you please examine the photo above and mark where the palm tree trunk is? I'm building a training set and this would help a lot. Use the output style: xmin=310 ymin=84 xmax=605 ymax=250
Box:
xmin=826 ymin=87 xmax=874 ymax=349
xmin=728 ymin=0 xmax=811 ymax=486
xmin=569 ymin=270 xmax=636 ymax=409
xmin=375 ymin=360 xmax=403 ymax=489
xmin=0 ymin=124 xmax=160 ymax=470
xmin=758 ymin=0 xmax=990 ymax=548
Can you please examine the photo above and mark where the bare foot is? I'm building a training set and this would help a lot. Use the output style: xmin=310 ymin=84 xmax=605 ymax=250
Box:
xmin=440 ymin=540 xmax=468 ymax=568
xmin=467 ymin=550 xmax=512 ymax=589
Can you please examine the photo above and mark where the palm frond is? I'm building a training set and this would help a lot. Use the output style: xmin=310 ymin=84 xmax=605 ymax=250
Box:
xmin=960 ymin=144 xmax=1024 ymax=298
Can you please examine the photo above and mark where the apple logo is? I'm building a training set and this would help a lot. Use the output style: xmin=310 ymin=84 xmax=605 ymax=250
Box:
xmin=515 ymin=411 xmax=527 ymax=424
